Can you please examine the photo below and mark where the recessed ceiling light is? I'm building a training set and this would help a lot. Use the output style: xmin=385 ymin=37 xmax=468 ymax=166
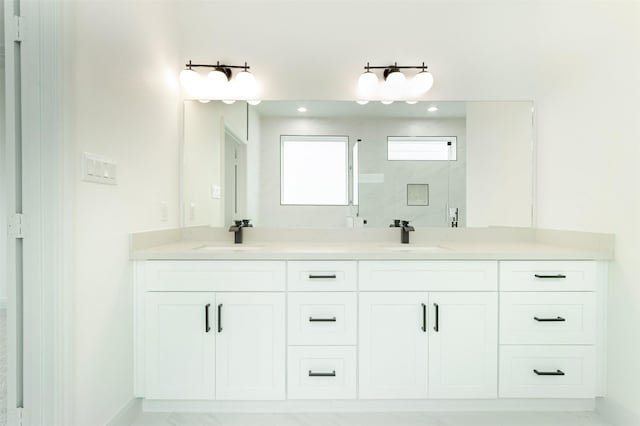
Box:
xmin=427 ymin=106 xmax=439 ymax=112
xmin=297 ymin=107 xmax=308 ymax=112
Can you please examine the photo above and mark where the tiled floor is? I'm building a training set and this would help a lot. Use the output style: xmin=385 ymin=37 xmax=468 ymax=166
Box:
xmin=132 ymin=411 xmax=612 ymax=426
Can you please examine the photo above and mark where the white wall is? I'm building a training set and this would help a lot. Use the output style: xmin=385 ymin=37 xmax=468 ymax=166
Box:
xmin=466 ymin=102 xmax=533 ymax=227
xmin=69 ymin=1 xmax=181 ymax=424
xmin=0 ymin=7 xmax=6 ymax=304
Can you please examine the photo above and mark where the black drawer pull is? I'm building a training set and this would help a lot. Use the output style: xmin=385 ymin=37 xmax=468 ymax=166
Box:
xmin=309 ymin=317 xmax=337 ymax=322
xmin=421 ymin=303 xmax=427 ymax=332
xmin=308 ymin=370 xmax=336 ymax=377
xmin=308 ymin=274 xmax=337 ymax=279
xmin=533 ymin=369 xmax=565 ymax=376
xmin=205 ymin=304 xmax=211 ymax=333
xmin=534 ymin=316 xmax=566 ymax=322
xmin=217 ymin=303 xmax=223 ymax=333
xmin=534 ymin=274 xmax=567 ymax=279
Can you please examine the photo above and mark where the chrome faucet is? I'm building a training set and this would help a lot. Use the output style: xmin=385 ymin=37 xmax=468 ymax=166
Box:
xmin=390 ymin=219 xmax=415 ymax=244
xmin=229 ymin=219 xmax=252 ymax=244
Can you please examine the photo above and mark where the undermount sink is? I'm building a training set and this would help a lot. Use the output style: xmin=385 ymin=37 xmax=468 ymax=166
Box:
xmin=380 ymin=244 xmax=449 ymax=252
xmin=194 ymin=244 xmax=265 ymax=252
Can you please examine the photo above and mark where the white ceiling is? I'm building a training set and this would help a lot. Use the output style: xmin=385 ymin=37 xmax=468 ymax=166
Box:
xmin=253 ymin=100 xmax=467 ymax=119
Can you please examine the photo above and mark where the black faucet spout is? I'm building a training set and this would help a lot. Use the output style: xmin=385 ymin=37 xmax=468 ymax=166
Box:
xmin=229 ymin=219 xmax=252 ymax=244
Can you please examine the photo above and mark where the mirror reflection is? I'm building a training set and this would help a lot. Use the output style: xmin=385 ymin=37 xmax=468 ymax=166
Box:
xmin=182 ymin=100 xmax=534 ymax=228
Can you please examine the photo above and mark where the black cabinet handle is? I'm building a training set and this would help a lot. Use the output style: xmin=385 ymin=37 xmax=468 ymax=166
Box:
xmin=309 ymin=317 xmax=337 ymax=322
xmin=433 ymin=303 xmax=439 ymax=332
xmin=534 ymin=316 xmax=566 ymax=322
xmin=308 ymin=370 xmax=336 ymax=377
xmin=205 ymin=303 xmax=211 ymax=333
xmin=533 ymin=369 xmax=565 ymax=376
xmin=421 ymin=303 xmax=427 ymax=332
xmin=534 ymin=274 xmax=567 ymax=279
xmin=217 ymin=303 xmax=223 ymax=333
xmin=308 ymin=274 xmax=337 ymax=279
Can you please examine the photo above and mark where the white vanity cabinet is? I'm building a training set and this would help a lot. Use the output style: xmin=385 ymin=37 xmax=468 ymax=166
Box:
xmin=137 ymin=261 xmax=286 ymax=401
xmin=134 ymin=257 xmax=605 ymax=407
xmin=358 ymin=261 xmax=499 ymax=400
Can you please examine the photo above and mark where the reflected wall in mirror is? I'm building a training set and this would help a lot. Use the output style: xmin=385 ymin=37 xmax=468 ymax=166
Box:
xmin=182 ymin=100 xmax=534 ymax=228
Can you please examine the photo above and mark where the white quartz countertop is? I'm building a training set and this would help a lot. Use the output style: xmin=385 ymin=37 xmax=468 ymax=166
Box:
xmin=130 ymin=240 xmax=612 ymax=261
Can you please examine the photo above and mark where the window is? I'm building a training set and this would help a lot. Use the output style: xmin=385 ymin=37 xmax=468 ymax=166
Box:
xmin=281 ymin=135 xmax=349 ymax=205
xmin=387 ymin=136 xmax=457 ymax=161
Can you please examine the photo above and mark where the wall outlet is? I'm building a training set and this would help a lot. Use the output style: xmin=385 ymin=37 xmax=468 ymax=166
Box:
xmin=82 ymin=152 xmax=117 ymax=185
xmin=160 ymin=202 xmax=169 ymax=222
xmin=211 ymin=184 xmax=222 ymax=199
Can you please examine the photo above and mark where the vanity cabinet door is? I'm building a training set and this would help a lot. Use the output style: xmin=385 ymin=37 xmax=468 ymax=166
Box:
xmin=359 ymin=292 xmax=429 ymax=399
xmin=215 ymin=292 xmax=285 ymax=400
xmin=428 ymin=292 xmax=498 ymax=399
xmin=145 ymin=292 xmax=215 ymax=400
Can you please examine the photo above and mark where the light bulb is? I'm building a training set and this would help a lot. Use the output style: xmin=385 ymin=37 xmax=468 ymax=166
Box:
xmin=410 ymin=70 xmax=434 ymax=96
xmin=235 ymin=70 xmax=258 ymax=99
xmin=179 ymin=68 xmax=201 ymax=92
xmin=356 ymin=100 xmax=369 ymax=105
xmin=247 ymin=100 xmax=262 ymax=106
xmin=207 ymin=69 xmax=229 ymax=94
xmin=222 ymin=99 xmax=236 ymax=105
xmin=357 ymin=71 xmax=379 ymax=98
xmin=385 ymin=70 xmax=406 ymax=94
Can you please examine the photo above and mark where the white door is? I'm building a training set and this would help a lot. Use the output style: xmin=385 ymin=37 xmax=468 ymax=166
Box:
xmin=359 ymin=292 xmax=429 ymax=399
xmin=215 ymin=292 xmax=285 ymax=400
xmin=145 ymin=292 xmax=215 ymax=399
xmin=428 ymin=292 xmax=498 ymax=398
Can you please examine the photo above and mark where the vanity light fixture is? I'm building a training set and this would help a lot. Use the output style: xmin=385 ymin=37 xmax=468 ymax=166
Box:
xmin=427 ymin=106 xmax=439 ymax=112
xmin=357 ymin=62 xmax=434 ymax=104
xmin=179 ymin=60 xmax=260 ymax=103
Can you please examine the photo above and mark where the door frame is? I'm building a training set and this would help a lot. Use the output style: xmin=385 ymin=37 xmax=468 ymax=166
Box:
xmin=3 ymin=0 xmax=71 ymax=424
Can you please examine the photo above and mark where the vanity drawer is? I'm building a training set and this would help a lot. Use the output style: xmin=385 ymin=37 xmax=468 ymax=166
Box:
xmin=287 ymin=346 xmax=356 ymax=399
xmin=499 ymin=345 xmax=595 ymax=398
xmin=500 ymin=261 xmax=597 ymax=292
xmin=287 ymin=261 xmax=357 ymax=291
xmin=144 ymin=261 xmax=286 ymax=291
xmin=359 ymin=261 xmax=498 ymax=291
xmin=288 ymin=293 xmax=357 ymax=346
xmin=501 ymin=292 xmax=596 ymax=344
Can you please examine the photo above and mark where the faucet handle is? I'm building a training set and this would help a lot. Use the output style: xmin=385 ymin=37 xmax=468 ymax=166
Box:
xmin=242 ymin=219 xmax=252 ymax=227
xmin=401 ymin=220 xmax=410 ymax=226
xmin=390 ymin=219 xmax=401 ymax=227
xmin=234 ymin=220 xmax=243 ymax=226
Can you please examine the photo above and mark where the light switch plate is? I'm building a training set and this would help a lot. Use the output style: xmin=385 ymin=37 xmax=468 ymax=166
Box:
xmin=82 ymin=152 xmax=117 ymax=185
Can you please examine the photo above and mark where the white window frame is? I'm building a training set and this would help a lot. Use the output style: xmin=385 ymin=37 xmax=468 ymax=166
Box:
xmin=387 ymin=136 xmax=457 ymax=161
xmin=280 ymin=135 xmax=349 ymax=206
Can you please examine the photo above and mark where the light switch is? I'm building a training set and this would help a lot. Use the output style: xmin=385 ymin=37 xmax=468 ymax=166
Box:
xmin=82 ymin=152 xmax=117 ymax=185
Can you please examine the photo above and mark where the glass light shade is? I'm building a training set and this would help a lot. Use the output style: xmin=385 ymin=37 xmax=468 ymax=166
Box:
xmin=247 ymin=100 xmax=262 ymax=106
xmin=234 ymin=71 xmax=258 ymax=99
xmin=405 ymin=100 xmax=418 ymax=105
xmin=222 ymin=99 xmax=236 ymax=105
xmin=410 ymin=71 xmax=434 ymax=96
xmin=385 ymin=70 xmax=406 ymax=97
xmin=179 ymin=68 xmax=201 ymax=91
xmin=356 ymin=100 xmax=369 ymax=105
xmin=207 ymin=69 xmax=230 ymax=93
xmin=357 ymin=71 xmax=379 ymax=98
xmin=198 ymin=99 xmax=211 ymax=104
xmin=380 ymin=100 xmax=394 ymax=105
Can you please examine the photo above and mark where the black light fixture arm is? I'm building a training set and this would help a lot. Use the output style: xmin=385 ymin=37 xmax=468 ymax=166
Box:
xmin=184 ymin=60 xmax=251 ymax=80
xmin=363 ymin=61 xmax=429 ymax=80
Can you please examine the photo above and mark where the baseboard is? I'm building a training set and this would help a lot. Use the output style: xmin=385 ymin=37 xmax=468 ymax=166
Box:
xmin=597 ymin=397 xmax=640 ymax=426
xmin=107 ymin=398 xmax=142 ymax=426
xmin=142 ymin=398 xmax=596 ymax=414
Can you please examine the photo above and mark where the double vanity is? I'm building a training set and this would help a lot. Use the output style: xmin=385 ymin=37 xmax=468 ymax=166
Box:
xmin=131 ymin=226 xmax=612 ymax=412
